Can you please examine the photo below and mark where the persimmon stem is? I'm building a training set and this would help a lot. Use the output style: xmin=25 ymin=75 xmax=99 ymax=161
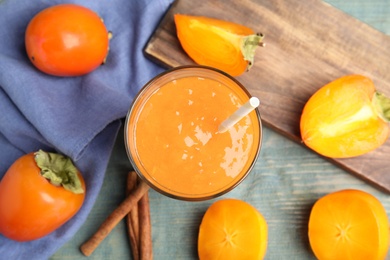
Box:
xmin=373 ymin=92 xmax=390 ymax=123
xmin=257 ymin=33 xmax=265 ymax=47
xmin=34 ymin=150 xmax=83 ymax=194
xmin=241 ymin=34 xmax=264 ymax=70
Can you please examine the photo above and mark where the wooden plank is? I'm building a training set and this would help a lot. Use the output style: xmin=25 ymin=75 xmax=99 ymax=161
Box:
xmin=144 ymin=0 xmax=390 ymax=193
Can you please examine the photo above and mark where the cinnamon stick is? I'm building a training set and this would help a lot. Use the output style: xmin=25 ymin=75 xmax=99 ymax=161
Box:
xmin=126 ymin=171 xmax=140 ymax=260
xmin=138 ymin=191 xmax=153 ymax=260
xmin=80 ymin=181 xmax=149 ymax=257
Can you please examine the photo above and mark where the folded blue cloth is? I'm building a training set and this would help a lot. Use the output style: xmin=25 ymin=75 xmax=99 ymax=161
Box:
xmin=0 ymin=0 xmax=173 ymax=258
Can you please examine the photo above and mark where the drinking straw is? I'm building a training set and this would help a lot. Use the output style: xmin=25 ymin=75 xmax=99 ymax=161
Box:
xmin=218 ymin=97 xmax=260 ymax=133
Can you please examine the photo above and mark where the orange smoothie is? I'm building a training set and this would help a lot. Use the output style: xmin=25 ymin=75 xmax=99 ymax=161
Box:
xmin=125 ymin=66 xmax=261 ymax=200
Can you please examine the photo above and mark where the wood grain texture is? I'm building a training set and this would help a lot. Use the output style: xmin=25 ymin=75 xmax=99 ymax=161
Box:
xmin=144 ymin=0 xmax=390 ymax=193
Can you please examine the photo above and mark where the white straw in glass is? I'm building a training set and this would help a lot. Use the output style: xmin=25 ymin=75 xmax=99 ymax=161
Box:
xmin=218 ymin=97 xmax=260 ymax=133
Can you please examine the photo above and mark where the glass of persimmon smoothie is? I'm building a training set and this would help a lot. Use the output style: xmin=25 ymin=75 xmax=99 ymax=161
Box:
xmin=125 ymin=65 xmax=262 ymax=201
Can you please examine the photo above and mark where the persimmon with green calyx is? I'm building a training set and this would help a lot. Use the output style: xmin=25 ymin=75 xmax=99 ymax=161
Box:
xmin=300 ymin=74 xmax=390 ymax=158
xmin=0 ymin=150 xmax=86 ymax=241
xmin=198 ymin=199 xmax=268 ymax=260
xmin=308 ymin=189 xmax=389 ymax=260
xmin=174 ymin=14 xmax=265 ymax=77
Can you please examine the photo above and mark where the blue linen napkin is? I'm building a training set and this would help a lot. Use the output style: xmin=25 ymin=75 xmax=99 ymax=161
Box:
xmin=0 ymin=0 xmax=174 ymax=258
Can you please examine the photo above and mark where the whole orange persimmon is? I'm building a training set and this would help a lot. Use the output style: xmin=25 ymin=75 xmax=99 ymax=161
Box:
xmin=25 ymin=4 xmax=110 ymax=77
xmin=308 ymin=189 xmax=389 ymax=260
xmin=0 ymin=150 xmax=85 ymax=241
xmin=300 ymin=75 xmax=390 ymax=158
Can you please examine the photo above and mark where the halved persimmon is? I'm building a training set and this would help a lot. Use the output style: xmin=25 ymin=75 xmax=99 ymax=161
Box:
xmin=308 ymin=189 xmax=389 ymax=260
xmin=198 ymin=199 xmax=268 ymax=260
xmin=300 ymin=75 xmax=390 ymax=158
xmin=174 ymin=14 xmax=264 ymax=77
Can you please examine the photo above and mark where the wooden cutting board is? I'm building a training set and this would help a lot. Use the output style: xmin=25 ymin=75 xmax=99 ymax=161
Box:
xmin=144 ymin=0 xmax=390 ymax=193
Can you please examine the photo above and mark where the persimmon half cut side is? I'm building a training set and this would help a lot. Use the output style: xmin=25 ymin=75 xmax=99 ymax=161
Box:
xmin=308 ymin=189 xmax=389 ymax=260
xmin=300 ymin=74 xmax=390 ymax=158
xmin=198 ymin=199 xmax=268 ymax=260
xmin=174 ymin=14 xmax=264 ymax=77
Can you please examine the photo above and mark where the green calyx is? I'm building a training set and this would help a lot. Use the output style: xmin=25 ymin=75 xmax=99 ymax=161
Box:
xmin=241 ymin=33 xmax=265 ymax=71
xmin=34 ymin=150 xmax=84 ymax=194
xmin=373 ymin=92 xmax=390 ymax=123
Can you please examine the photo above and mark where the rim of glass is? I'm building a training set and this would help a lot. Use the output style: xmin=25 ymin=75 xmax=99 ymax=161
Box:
xmin=124 ymin=65 xmax=262 ymax=201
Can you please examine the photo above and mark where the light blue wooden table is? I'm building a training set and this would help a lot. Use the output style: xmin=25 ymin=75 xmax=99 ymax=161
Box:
xmin=51 ymin=1 xmax=390 ymax=259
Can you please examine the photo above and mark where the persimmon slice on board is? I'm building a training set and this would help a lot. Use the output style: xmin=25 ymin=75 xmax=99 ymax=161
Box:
xmin=174 ymin=14 xmax=264 ymax=77
xmin=308 ymin=189 xmax=389 ymax=260
xmin=300 ymin=75 xmax=390 ymax=158
xmin=198 ymin=199 xmax=268 ymax=260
